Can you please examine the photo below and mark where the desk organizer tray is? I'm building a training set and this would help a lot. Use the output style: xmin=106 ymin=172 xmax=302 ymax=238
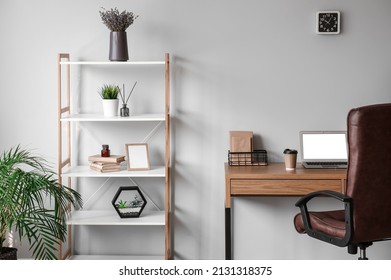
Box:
xmin=228 ymin=150 xmax=268 ymax=166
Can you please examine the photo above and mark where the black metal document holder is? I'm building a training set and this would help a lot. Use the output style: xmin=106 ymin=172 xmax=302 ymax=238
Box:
xmin=228 ymin=150 xmax=268 ymax=166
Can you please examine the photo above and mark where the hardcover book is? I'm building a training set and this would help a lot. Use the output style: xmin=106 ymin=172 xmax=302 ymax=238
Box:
xmin=88 ymin=154 xmax=125 ymax=163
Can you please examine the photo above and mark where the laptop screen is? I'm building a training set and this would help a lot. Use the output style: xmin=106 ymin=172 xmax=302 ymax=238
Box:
xmin=300 ymin=131 xmax=348 ymax=161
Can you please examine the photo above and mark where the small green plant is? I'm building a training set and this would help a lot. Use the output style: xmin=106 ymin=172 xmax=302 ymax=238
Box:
xmin=116 ymin=200 xmax=128 ymax=209
xmin=130 ymin=195 xmax=143 ymax=208
xmin=98 ymin=84 xmax=120 ymax=99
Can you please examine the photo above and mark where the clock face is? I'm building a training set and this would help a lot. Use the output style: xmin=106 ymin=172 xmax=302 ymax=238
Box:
xmin=317 ymin=11 xmax=340 ymax=34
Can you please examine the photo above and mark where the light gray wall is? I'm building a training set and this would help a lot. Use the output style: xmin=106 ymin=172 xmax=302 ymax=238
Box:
xmin=1 ymin=0 xmax=391 ymax=259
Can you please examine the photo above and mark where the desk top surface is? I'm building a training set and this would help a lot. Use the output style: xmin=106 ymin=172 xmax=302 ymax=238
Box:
xmin=225 ymin=162 xmax=347 ymax=180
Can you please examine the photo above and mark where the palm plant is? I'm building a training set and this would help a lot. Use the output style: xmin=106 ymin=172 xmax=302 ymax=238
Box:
xmin=0 ymin=146 xmax=82 ymax=260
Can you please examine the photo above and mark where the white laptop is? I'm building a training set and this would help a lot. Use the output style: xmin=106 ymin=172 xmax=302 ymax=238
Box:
xmin=300 ymin=131 xmax=348 ymax=169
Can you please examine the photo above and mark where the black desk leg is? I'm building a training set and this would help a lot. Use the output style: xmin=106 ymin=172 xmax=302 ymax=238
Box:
xmin=225 ymin=206 xmax=231 ymax=260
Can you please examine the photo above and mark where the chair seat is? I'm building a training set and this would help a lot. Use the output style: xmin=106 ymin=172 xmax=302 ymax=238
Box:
xmin=294 ymin=210 xmax=346 ymax=239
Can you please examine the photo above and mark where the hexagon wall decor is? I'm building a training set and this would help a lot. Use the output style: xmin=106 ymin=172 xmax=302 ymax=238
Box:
xmin=112 ymin=186 xmax=147 ymax=218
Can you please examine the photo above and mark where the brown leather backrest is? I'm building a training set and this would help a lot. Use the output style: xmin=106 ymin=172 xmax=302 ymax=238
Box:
xmin=347 ymin=103 xmax=391 ymax=243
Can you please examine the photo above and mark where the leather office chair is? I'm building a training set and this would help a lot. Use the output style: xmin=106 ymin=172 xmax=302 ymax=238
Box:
xmin=294 ymin=103 xmax=391 ymax=259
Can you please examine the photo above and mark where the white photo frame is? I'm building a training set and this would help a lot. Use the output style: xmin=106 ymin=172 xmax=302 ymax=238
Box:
xmin=125 ymin=143 xmax=151 ymax=171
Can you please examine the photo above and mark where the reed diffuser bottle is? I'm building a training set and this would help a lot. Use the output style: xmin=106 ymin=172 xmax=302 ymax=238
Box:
xmin=119 ymin=82 xmax=137 ymax=117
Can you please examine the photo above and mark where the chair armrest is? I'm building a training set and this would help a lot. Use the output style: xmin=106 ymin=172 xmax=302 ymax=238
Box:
xmin=295 ymin=190 xmax=351 ymax=207
xmin=295 ymin=190 xmax=353 ymax=247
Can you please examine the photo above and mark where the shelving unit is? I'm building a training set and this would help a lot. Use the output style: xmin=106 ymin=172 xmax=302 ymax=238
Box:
xmin=57 ymin=53 xmax=171 ymax=260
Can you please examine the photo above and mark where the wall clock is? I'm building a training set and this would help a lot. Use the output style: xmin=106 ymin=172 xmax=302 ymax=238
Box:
xmin=316 ymin=11 xmax=340 ymax=34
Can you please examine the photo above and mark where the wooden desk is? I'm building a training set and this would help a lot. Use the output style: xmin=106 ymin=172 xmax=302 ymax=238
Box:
xmin=224 ymin=162 xmax=347 ymax=259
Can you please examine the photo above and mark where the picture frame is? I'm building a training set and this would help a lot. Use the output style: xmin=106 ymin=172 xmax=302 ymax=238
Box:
xmin=112 ymin=186 xmax=147 ymax=218
xmin=125 ymin=143 xmax=151 ymax=171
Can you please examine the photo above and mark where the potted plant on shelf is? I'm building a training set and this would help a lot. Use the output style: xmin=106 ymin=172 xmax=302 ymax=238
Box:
xmin=0 ymin=146 xmax=82 ymax=260
xmin=99 ymin=84 xmax=120 ymax=117
xmin=99 ymin=7 xmax=139 ymax=61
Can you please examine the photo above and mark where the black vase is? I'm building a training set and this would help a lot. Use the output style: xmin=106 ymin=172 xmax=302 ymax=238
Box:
xmin=109 ymin=31 xmax=129 ymax=61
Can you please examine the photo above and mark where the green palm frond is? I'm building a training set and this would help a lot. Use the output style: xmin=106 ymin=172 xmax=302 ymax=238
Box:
xmin=0 ymin=145 xmax=82 ymax=259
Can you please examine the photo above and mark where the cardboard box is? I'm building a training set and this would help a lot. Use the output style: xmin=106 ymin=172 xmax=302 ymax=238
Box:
xmin=229 ymin=131 xmax=253 ymax=152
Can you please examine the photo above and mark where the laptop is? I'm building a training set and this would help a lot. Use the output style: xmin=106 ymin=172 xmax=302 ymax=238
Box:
xmin=300 ymin=131 xmax=348 ymax=169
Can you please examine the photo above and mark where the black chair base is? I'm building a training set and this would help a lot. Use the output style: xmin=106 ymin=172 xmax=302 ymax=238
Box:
xmin=348 ymin=244 xmax=357 ymax=255
xmin=348 ymin=242 xmax=373 ymax=260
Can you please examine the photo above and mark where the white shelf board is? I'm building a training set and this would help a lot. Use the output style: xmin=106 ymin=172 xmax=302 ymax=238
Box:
xmin=69 ymin=255 xmax=164 ymax=260
xmin=60 ymin=61 xmax=164 ymax=65
xmin=61 ymin=113 xmax=165 ymax=122
xmin=67 ymin=210 xmax=165 ymax=226
xmin=62 ymin=165 xmax=165 ymax=178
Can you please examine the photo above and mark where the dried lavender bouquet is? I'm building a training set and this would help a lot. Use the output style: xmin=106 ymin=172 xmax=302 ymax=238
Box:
xmin=99 ymin=7 xmax=139 ymax=32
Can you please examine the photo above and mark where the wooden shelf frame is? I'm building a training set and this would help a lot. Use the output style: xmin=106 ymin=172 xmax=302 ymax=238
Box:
xmin=57 ymin=53 xmax=171 ymax=260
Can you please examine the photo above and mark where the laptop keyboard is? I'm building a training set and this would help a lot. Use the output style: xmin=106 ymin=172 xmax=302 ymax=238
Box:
xmin=306 ymin=161 xmax=347 ymax=166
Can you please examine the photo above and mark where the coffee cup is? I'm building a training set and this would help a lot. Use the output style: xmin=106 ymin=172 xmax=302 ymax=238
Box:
xmin=283 ymin=149 xmax=298 ymax=170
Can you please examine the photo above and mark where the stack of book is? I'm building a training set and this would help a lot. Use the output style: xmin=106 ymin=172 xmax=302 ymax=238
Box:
xmin=88 ymin=154 xmax=125 ymax=173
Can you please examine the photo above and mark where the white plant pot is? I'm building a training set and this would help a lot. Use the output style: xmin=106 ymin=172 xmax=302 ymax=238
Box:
xmin=102 ymin=99 xmax=119 ymax=117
